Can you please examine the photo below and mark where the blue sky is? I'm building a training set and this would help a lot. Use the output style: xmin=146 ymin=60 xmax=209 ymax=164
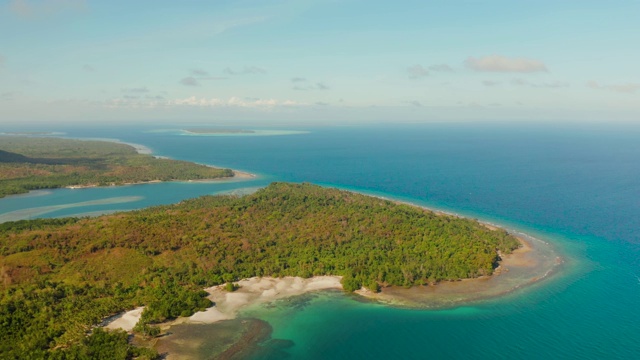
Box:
xmin=0 ymin=0 xmax=639 ymax=124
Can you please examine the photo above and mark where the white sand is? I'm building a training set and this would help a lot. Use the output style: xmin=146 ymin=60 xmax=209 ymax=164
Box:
xmin=187 ymin=276 xmax=343 ymax=324
xmin=104 ymin=306 xmax=145 ymax=331
xmin=232 ymin=170 xmax=256 ymax=179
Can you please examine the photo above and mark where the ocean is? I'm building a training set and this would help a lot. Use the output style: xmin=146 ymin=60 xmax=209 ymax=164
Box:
xmin=1 ymin=122 xmax=639 ymax=359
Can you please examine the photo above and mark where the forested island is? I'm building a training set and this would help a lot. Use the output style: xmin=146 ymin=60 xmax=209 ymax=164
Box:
xmin=0 ymin=137 xmax=234 ymax=198
xmin=0 ymin=182 xmax=520 ymax=358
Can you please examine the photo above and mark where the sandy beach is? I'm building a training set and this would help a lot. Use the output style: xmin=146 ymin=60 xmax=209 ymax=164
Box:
xmin=185 ymin=276 xmax=342 ymax=325
xmin=104 ymin=224 xmax=559 ymax=333
xmin=105 ymin=277 xmax=343 ymax=332
xmin=168 ymin=235 xmax=556 ymax=327
xmin=104 ymin=306 xmax=145 ymax=331
xmin=232 ymin=170 xmax=256 ymax=179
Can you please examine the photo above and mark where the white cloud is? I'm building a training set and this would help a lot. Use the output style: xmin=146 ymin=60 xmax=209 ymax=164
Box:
xmin=587 ymin=81 xmax=640 ymax=94
xmin=190 ymin=68 xmax=209 ymax=76
xmin=224 ymin=66 xmax=266 ymax=75
xmin=169 ymin=96 xmax=305 ymax=109
xmin=291 ymin=78 xmax=329 ymax=90
xmin=465 ymin=55 xmax=548 ymax=73
xmin=181 ymin=69 xmax=226 ymax=85
xmin=8 ymin=0 xmax=86 ymax=18
xmin=511 ymin=78 xmax=568 ymax=88
xmin=180 ymin=77 xmax=200 ymax=86
xmin=122 ymin=86 xmax=150 ymax=93
xmin=407 ymin=64 xmax=429 ymax=79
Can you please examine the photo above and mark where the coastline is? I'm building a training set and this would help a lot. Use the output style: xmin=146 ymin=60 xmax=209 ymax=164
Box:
xmin=121 ymin=138 xmax=259 ymax=182
xmin=354 ymin=235 xmax=561 ymax=308
xmin=138 ymin=233 xmax=559 ymax=359
xmin=99 ymin=187 xmax=561 ymax=331
xmin=184 ymin=277 xmax=343 ymax=325
xmin=63 ymin=169 xmax=256 ymax=190
xmin=89 ymin=183 xmax=562 ymax=358
xmin=60 ymin=139 xmax=258 ymax=190
xmin=28 ymin=137 xmax=561 ymax=353
xmin=187 ymin=234 xmax=557 ymax=319
xmin=116 ymin=232 xmax=558 ymax=337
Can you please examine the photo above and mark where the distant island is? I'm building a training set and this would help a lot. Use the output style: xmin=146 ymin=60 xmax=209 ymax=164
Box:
xmin=0 ymin=137 xmax=235 ymax=198
xmin=182 ymin=129 xmax=256 ymax=134
xmin=0 ymin=131 xmax=59 ymax=136
xmin=0 ymin=182 xmax=520 ymax=358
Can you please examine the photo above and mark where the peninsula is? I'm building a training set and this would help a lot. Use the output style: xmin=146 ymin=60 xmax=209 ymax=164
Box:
xmin=0 ymin=182 xmax=520 ymax=358
xmin=0 ymin=137 xmax=235 ymax=198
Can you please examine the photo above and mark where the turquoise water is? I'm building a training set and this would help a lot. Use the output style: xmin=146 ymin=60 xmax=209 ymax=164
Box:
xmin=1 ymin=123 xmax=639 ymax=359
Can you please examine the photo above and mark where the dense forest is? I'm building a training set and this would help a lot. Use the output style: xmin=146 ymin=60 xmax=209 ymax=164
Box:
xmin=0 ymin=137 xmax=233 ymax=198
xmin=0 ymin=183 xmax=520 ymax=358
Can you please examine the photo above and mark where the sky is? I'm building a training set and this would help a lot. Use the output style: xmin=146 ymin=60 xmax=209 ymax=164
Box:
xmin=0 ymin=0 xmax=639 ymax=125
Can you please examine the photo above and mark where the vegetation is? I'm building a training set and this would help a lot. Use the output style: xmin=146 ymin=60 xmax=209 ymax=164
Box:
xmin=367 ymin=279 xmax=381 ymax=293
xmin=0 ymin=137 xmax=234 ymax=198
xmin=0 ymin=182 xmax=520 ymax=358
xmin=225 ymin=282 xmax=240 ymax=292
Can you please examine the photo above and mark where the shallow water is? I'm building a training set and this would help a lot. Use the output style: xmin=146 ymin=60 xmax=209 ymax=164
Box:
xmin=2 ymin=123 xmax=640 ymax=359
xmin=151 ymin=319 xmax=272 ymax=360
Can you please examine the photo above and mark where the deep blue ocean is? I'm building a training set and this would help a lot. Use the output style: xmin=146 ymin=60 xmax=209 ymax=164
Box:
xmin=1 ymin=122 xmax=639 ymax=359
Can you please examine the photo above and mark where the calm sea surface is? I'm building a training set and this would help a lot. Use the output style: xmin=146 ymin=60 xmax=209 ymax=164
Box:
xmin=1 ymin=122 xmax=639 ymax=359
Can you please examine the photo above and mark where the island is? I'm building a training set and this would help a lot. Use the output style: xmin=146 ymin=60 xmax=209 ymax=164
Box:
xmin=182 ymin=129 xmax=256 ymax=134
xmin=0 ymin=131 xmax=60 ymax=136
xmin=0 ymin=182 xmax=521 ymax=358
xmin=0 ymin=137 xmax=235 ymax=198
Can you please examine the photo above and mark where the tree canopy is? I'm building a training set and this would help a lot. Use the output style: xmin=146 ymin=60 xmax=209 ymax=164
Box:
xmin=0 ymin=182 xmax=519 ymax=358
xmin=0 ymin=137 xmax=233 ymax=198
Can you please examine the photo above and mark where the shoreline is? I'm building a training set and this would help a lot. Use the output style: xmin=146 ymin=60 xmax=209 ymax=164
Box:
xmin=64 ymin=169 xmax=256 ymax=190
xmin=127 ymin=233 xmax=557 ymax=334
xmin=354 ymin=235 xmax=561 ymax=308
xmin=61 ymin=139 xmax=258 ymax=189
xmin=184 ymin=276 xmax=343 ymax=326
xmin=75 ymin=136 xmax=259 ymax=182
xmin=101 ymin=189 xmax=562 ymax=334
xmin=91 ymin=186 xmax=562 ymax=358
xmin=32 ymin=138 xmax=560 ymax=346
xmin=138 ymin=234 xmax=559 ymax=358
